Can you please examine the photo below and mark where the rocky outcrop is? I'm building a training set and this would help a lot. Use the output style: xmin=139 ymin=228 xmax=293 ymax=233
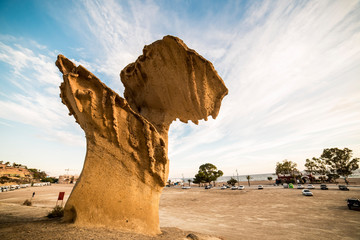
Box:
xmin=56 ymin=55 xmax=168 ymax=235
xmin=121 ymin=36 xmax=228 ymax=139
xmin=56 ymin=35 xmax=227 ymax=235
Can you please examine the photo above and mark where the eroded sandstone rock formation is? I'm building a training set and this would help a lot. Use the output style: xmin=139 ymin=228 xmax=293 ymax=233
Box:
xmin=56 ymin=35 xmax=227 ymax=235
xmin=121 ymin=36 xmax=228 ymax=139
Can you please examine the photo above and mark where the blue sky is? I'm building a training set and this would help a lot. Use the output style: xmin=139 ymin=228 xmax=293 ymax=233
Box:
xmin=0 ymin=0 xmax=359 ymax=178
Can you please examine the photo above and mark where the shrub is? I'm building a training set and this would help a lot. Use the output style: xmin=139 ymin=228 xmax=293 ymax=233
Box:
xmin=227 ymin=177 xmax=238 ymax=186
xmin=47 ymin=205 xmax=64 ymax=218
xmin=23 ymin=199 xmax=32 ymax=206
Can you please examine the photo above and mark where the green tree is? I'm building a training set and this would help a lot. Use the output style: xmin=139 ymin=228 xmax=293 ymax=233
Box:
xmin=315 ymin=158 xmax=328 ymax=182
xmin=304 ymin=157 xmax=319 ymax=183
xmin=267 ymin=176 xmax=273 ymax=182
xmin=246 ymin=175 xmax=252 ymax=187
xmin=304 ymin=157 xmax=329 ymax=182
xmin=321 ymin=148 xmax=359 ymax=184
xmin=304 ymin=158 xmax=317 ymax=175
xmin=41 ymin=177 xmax=57 ymax=183
xmin=0 ymin=176 xmax=10 ymax=184
xmin=276 ymin=160 xmax=299 ymax=183
xmin=193 ymin=171 xmax=205 ymax=187
xmin=187 ymin=179 xmax=192 ymax=186
xmin=28 ymin=168 xmax=47 ymax=180
xmin=276 ymin=160 xmax=298 ymax=175
xmin=194 ymin=163 xmax=223 ymax=186
xmin=227 ymin=177 xmax=238 ymax=186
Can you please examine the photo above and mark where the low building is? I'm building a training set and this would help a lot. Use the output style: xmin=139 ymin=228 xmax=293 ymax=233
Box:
xmin=58 ymin=175 xmax=79 ymax=184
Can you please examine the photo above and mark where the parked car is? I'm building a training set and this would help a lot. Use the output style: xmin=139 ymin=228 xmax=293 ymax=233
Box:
xmin=205 ymin=185 xmax=212 ymax=189
xmin=1 ymin=186 xmax=9 ymax=192
xmin=258 ymin=185 xmax=264 ymax=190
xmin=320 ymin=184 xmax=328 ymax=190
xmin=339 ymin=185 xmax=349 ymax=191
xmin=302 ymin=189 xmax=313 ymax=196
xmin=238 ymin=185 xmax=245 ymax=190
xmin=220 ymin=186 xmax=227 ymax=190
xmin=182 ymin=186 xmax=191 ymax=189
xmin=307 ymin=184 xmax=315 ymax=189
xmin=347 ymin=198 xmax=360 ymax=210
xmin=231 ymin=186 xmax=238 ymax=190
xmin=297 ymin=184 xmax=304 ymax=189
xmin=283 ymin=183 xmax=288 ymax=188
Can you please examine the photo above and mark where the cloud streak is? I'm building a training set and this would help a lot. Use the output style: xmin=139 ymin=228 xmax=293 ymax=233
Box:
xmin=0 ymin=37 xmax=85 ymax=147
xmin=168 ymin=0 xmax=360 ymax=176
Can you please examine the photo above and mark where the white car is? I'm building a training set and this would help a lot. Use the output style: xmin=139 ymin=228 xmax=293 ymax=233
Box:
xmin=258 ymin=185 xmax=264 ymax=190
xmin=221 ymin=186 xmax=227 ymax=190
xmin=231 ymin=186 xmax=238 ymax=190
xmin=302 ymin=189 xmax=313 ymax=196
xmin=297 ymin=184 xmax=304 ymax=189
xmin=182 ymin=186 xmax=191 ymax=189
xmin=238 ymin=185 xmax=245 ymax=190
xmin=307 ymin=184 xmax=315 ymax=189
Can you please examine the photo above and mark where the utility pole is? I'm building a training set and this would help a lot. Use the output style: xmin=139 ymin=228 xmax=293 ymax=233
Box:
xmin=236 ymin=169 xmax=240 ymax=186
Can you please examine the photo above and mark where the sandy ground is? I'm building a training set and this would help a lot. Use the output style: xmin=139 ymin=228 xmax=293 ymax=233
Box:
xmin=1 ymin=182 xmax=359 ymax=239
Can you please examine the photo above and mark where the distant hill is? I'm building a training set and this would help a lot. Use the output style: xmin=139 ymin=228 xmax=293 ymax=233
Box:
xmin=0 ymin=163 xmax=33 ymax=184
xmin=0 ymin=162 xmax=47 ymax=184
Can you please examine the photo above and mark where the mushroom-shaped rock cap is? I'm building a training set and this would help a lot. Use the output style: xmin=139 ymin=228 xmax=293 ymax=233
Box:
xmin=121 ymin=36 xmax=228 ymax=134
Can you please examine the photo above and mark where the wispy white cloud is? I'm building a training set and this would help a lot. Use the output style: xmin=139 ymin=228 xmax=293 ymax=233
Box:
xmin=50 ymin=0 xmax=360 ymax=177
xmin=167 ymin=0 xmax=360 ymax=176
xmin=1 ymin=0 xmax=359 ymax=178
xmin=53 ymin=0 xmax=165 ymax=94
xmin=0 ymin=38 xmax=85 ymax=147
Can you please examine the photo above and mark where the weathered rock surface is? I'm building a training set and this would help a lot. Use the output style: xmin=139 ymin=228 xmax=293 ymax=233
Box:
xmin=56 ymin=55 xmax=168 ymax=235
xmin=56 ymin=35 xmax=227 ymax=236
xmin=121 ymin=36 xmax=228 ymax=138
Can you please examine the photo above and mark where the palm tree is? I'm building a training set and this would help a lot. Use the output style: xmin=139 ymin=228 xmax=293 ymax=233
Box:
xmin=188 ymin=179 xmax=192 ymax=186
xmin=246 ymin=175 xmax=252 ymax=187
